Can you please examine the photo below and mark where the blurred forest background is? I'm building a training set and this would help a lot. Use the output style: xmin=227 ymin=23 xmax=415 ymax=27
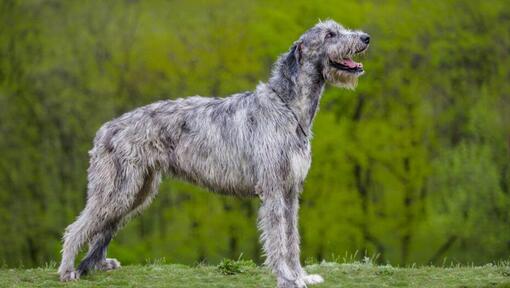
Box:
xmin=1 ymin=0 xmax=509 ymax=268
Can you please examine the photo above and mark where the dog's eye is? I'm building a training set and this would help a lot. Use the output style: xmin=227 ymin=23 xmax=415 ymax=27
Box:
xmin=325 ymin=32 xmax=335 ymax=39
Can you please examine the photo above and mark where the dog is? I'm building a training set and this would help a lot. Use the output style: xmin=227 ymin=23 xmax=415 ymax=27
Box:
xmin=58 ymin=19 xmax=370 ymax=288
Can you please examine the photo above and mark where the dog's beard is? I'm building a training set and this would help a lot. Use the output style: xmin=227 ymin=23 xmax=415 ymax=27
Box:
xmin=323 ymin=65 xmax=360 ymax=90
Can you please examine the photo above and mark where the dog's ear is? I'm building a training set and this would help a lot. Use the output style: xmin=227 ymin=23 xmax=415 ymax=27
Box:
xmin=293 ymin=41 xmax=303 ymax=64
xmin=286 ymin=41 xmax=303 ymax=77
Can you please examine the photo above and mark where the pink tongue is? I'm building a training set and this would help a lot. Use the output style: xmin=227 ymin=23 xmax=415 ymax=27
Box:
xmin=341 ymin=58 xmax=362 ymax=68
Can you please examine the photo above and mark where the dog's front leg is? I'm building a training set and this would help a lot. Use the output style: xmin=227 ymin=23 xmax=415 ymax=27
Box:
xmin=285 ymin=186 xmax=324 ymax=286
xmin=258 ymin=187 xmax=305 ymax=288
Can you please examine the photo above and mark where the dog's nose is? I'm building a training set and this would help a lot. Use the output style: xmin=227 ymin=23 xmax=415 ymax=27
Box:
xmin=360 ymin=34 xmax=370 ymax=44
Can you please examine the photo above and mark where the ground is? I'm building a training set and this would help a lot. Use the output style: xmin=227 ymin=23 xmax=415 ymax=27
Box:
xmin=2 ymin=261 xmax=510 ymax=288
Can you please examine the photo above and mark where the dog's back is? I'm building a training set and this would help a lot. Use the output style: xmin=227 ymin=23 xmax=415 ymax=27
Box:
xmin=91 ymin=91 xmax=263 ymax=197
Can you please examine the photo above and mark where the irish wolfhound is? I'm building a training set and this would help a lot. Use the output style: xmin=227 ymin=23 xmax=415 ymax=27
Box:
xmin=58 ymin=19 xmax=370 ymax=288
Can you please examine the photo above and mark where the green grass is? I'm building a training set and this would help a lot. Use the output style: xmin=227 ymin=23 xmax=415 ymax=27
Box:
xmin=2 ymin=260 xmax=510 ymax=288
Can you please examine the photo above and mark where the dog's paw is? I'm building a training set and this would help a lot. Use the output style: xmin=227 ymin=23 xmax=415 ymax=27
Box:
xmin=60 ymin=270 xmax=80 ymax=282
xmin=303 ymin=274 xmax=324 ymax=285
xmin=277 ymin=277 xmax=307 ymax=288
xmin=97 ymin=258 xmax=121 ymax=271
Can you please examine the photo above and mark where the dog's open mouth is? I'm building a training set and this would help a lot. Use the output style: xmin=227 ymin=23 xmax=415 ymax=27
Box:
xmin=329 ymin=47 xmax=367 ymax=74
xmin=329 ymin=57 xmax=363 ymax=73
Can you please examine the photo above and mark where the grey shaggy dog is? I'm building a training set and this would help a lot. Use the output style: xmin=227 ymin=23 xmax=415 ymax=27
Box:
xmin=58 ymin=20 xmax=370 ymax=288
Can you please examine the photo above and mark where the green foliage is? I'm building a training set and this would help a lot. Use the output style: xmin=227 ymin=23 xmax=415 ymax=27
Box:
xmin=217 ymin=259 xmax=241 ymax=275
xmin=0 ymin=0 xmax=509 ymax=268
xmin=217 ymin=257 xmax=255 ymax=275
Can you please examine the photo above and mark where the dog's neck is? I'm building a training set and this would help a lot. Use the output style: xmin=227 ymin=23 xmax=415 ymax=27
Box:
xmin=268 ymin=54 xmax=325 ymax=136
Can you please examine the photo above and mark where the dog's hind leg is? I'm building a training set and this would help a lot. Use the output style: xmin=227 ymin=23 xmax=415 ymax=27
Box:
xmin=59 ymin=154 xmax=148 ymax=281
xmin=125 ymin=169 xmax=162 ymax=218
xmin=76 ymin=168 xmax=162 ymax=277
xmin=76 ymin=219 xmax=121 ymax=276
xmin=58 ymin=207 xmax=101 ymax=281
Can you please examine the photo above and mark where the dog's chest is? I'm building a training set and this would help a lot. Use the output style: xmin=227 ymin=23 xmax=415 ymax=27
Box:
xmin=289 ymin=144 xmax=311 ymax=182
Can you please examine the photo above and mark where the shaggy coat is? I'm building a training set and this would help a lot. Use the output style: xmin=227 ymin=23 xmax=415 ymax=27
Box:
xmin=58 ymin=20 xmax=370 ymax=288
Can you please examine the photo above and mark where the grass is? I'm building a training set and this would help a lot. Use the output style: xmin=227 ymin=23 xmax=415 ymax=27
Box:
xmin=2 ymin=259 xmax=510 ymax=288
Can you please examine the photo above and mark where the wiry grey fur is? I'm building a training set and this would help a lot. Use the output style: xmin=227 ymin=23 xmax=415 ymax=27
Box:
xmin=58 ymin=20 xmax=370 ymax=288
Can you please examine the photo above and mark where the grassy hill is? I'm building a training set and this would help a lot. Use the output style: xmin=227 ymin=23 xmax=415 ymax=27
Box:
xmin=2 ymin=260 xmax=510 ymax=288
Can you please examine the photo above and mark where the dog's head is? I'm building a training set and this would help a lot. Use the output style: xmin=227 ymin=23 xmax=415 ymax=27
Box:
xmin=291 ymin=20 xmax=370 ymax=89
